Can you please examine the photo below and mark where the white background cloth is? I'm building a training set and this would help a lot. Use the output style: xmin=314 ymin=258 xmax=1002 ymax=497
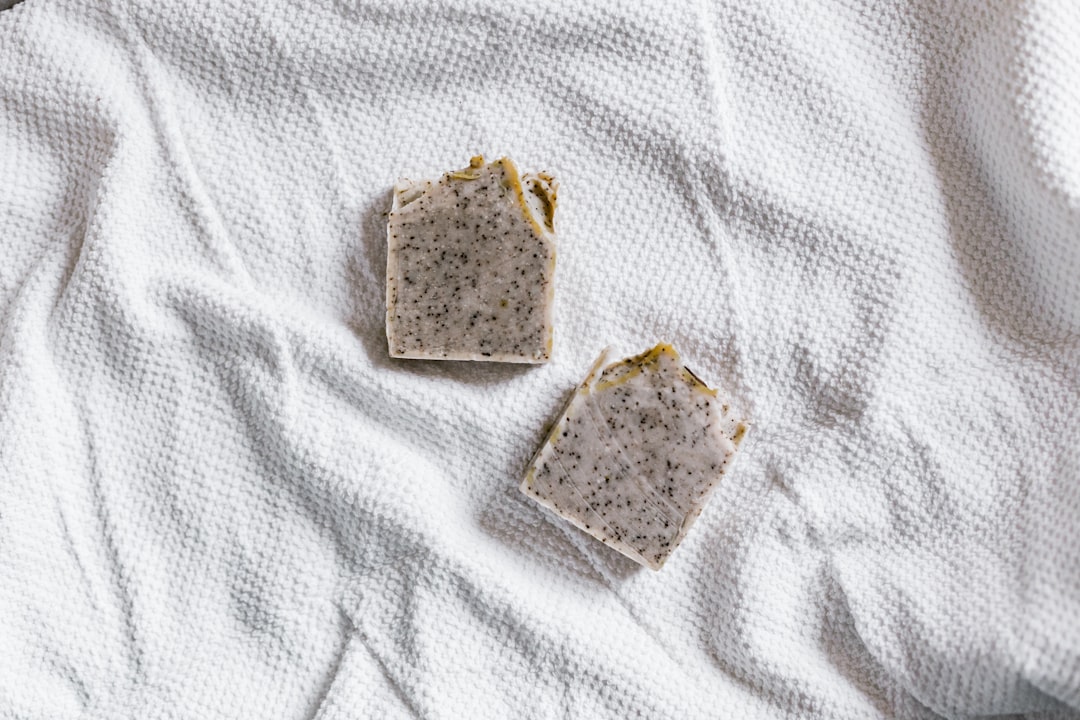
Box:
xmin=2 ymin=0 xmax=1078 ymax=717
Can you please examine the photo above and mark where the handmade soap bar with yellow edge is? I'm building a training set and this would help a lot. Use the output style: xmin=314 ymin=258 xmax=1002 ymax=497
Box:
xmin=386 ymin=155 xmax=557 ymax=362
xmin=522 ymin=344 xmax=748 ymax=570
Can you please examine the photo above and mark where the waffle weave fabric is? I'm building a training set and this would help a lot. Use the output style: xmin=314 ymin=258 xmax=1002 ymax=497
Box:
xmin=1 ymin=1 xmax=1078 ymax=718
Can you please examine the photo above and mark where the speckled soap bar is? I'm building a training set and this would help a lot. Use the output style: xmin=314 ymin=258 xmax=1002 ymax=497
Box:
xmin=386 ymin=155 xmax=557 ymax=362
xmin=522 ymin=344 xmax=748 ymax=570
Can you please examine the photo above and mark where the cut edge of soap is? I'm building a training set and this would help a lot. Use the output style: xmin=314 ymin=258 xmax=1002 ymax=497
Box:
xmin=521 ymin=343 xmax=751 ymax=571
xmin=389 ymin=348 xmax=551 ymax=364
xmin=384 ymin=155 xmax=558 ymax=364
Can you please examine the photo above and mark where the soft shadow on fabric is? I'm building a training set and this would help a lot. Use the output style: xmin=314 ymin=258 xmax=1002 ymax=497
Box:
xmin=916 ymin=5 xmax=1080 ymax=350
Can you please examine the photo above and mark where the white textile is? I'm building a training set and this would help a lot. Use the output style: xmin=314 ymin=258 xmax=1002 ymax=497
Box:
xmin=1 ymin=0 xmax=1078 ymax=717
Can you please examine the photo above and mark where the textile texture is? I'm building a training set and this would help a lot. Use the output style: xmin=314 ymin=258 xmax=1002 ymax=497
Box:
xmin=1 ymin=0 xmax=1078 ymax=717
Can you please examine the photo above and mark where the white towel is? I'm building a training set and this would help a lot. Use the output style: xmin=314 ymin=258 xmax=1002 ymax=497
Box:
xmin=1 ymin=0 xmax=1078 ymax=717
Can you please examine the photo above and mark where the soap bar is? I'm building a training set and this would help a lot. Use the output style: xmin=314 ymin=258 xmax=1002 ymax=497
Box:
xmin=386 ymin=155 xmax=557 ymax=363
xmin=521 ymin=344 xmax=748 ymax=570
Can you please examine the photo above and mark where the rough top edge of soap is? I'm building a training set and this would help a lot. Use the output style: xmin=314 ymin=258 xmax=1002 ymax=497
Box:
xmin=390 ymin=155 xmax=558 ymax=239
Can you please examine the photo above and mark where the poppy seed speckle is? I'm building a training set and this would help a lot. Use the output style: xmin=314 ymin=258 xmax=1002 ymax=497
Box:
xmin=385 ymin=156 xmax=557 ymax=363
xmin=521 ymin=344 xmax=749 ymax=570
